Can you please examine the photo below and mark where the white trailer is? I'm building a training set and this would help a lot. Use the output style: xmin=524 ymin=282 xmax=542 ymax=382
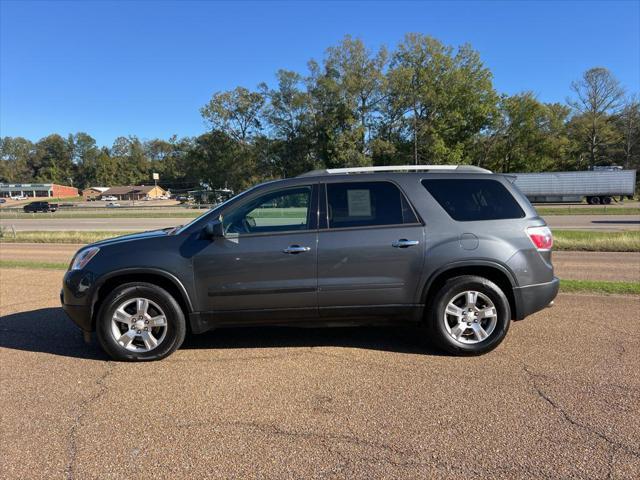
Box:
xmin=512 ymin=169 xmax=636 ymax=204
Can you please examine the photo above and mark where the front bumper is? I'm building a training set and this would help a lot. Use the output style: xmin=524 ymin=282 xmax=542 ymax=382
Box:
xmin=61 ymin=291 xmax=93 ymax=331
xmin=513 ymin=277 xmax=559 ymax=320
xmin=60 ymin=269 xmax=96 ymax=332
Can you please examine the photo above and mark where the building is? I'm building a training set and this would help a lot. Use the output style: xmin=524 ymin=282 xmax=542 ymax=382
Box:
xmin=81 ymin=187 xmax=110 ymax=200
xmin=0 ymin=183 xmax=78 ymax=198
xmin=100 ymin=185 xmax=167 ymax=201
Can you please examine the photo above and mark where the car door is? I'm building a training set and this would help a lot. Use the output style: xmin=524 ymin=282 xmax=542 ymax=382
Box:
xmin=193 ymin=184 xmax=319 ymax=322
xmin=317 ymin=180 xmax=425 ymax=318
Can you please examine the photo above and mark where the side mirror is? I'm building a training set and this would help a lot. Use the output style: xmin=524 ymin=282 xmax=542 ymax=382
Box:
xmin=204 ymin=218 xmax=224 ymax=239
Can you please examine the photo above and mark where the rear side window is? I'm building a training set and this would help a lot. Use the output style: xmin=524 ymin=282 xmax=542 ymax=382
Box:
xmin=326 ymin=181 xmax=418 ymax=229
xmin=422 ymin=179 xmax=525 ymax=221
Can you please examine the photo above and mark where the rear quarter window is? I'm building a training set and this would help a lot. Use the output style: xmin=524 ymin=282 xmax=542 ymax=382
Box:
xmin=422 ymin=178 xmax=525 ymax=221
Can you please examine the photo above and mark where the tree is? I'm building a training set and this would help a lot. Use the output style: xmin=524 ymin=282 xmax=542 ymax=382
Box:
xmin=31 ymin=134 xmax=74 ymax=184
xmin=0 ymin=137 xmax=34 ymax=182
xmin=568 ymin=67 xmax=625 ymax=167
xmin=68 ymin=132 xmax=100 ymax=187
xmin=200 ymin=87 xmax=265 ymax=143
xmin=259 ymin=70 xmax=315 ymax=176
xmin=616 ymin=98 xmax=640 ymax=169
xmin=185 ymin=131 xmax=256 ymax=191
xmin=482 ymin=93 xmax=571 ymax=172
xmin=325 ymin=36 xmax=387 ymax=156
xmin=388 ymin=34 xmax=497 ymax=164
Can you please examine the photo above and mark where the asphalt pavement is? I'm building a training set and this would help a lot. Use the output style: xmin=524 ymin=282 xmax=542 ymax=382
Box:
xmin=1 ymin=268 xmax=639 ymax=479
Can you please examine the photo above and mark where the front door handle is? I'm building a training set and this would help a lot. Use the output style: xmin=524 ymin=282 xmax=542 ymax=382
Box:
xmin=283 ymin=245 xmax=311 ymax=254
xmin=392 ymin=239 xmax=420 ymax=248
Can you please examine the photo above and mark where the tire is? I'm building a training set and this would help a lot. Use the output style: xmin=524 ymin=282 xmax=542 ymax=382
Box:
xmin=590 ymin=196 xmax=601 ymax=205
xmin=426 ymin=275 xmax=511 ymax=355
xmin=601 ymin=196 xmax=611 ymax=205
xmin=96 ymin=282 xmax=186 ymax=361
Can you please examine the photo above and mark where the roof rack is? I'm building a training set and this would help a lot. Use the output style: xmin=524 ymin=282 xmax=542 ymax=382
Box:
xmin=297 ymin=165 xmax=492 ymax=177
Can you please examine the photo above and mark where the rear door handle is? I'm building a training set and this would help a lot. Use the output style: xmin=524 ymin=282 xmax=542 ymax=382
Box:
xmin=283 ymin=245 xmax=311 ymax=254
xmin=392 ymin=239 xmax=420 ymax=248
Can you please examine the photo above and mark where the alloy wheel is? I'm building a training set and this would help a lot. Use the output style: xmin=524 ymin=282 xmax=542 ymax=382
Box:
xmin=443 ymin=290 xmax=498 ymax=344
xmin=110 ymin=297 xmax=168 ymax=352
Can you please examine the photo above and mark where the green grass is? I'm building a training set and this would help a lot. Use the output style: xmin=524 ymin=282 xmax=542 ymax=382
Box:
xmin=553 ymin=230 xmax=640 ymax=252
xmin=0 ymin=259 xmax=68 ymax=270
xmin=0 ymin=230 xmax=135 ymax=244
xmin=560 ymin=279 xmax=640 ymax=295
xmin=0 ymin=210 xmax=202 ymax=219
xmin=537 ymin=206 xmax=640 ymax=216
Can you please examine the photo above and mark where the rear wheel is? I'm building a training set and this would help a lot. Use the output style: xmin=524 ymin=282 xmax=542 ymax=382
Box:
xmin=427 ymin=275 xmax=511 ymax=355
xmin=601 ymin=196 xmax=612 ymax=205
xmin=96 ymin=283 xmax=186 ymax=361
xmin=588 ymin=196 xmax=601 ymax=205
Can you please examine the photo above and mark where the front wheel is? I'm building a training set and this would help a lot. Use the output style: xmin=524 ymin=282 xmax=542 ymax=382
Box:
xmin=427 ymin=275 xmax=511 ymax=355
xmin=96 ymin=283 xmax=186 ymax=361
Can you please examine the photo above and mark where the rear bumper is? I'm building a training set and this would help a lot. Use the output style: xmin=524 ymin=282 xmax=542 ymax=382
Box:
xmin=513 ymin=277 xmax=559 ymax=320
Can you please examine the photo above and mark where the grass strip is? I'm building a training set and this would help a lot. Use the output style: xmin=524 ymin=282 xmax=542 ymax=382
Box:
xmin=0 ymin=260 xmax=68 ymax=270
xmin=0 ymin=230 xmax=135 ymax=244
xmin=536 ymin=207 xmax=640 ymax=216
xmin=0 ymin=211 xmax=202 ymax=219
xmin=560 ymin=279 xmax=640 ymax=295
xmin=553 ymin=230 xmax=640 ymax=252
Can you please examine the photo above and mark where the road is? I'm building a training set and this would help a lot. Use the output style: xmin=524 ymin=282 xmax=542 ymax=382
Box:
xmin=2 ymin=244 xmax=639 ymax=282
xmin=1 ymin=268 xmax=639 ymax=479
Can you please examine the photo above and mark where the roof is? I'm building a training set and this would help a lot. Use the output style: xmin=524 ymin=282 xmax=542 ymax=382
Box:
xmin=297 ymin=165 xmax=491 ymax=177
xmin=84 ymin=187 xmax=109 ymax=192
xmin=102 ymin=185 xmax=164 ymax=195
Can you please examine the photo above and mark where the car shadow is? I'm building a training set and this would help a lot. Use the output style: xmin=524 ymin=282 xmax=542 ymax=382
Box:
xmin=0 ymin=307 xmax=443 ymax=360
xmin=183 ymin=325 xmax=442 ymax=356
xmin=0 ymin=307 xmax=108 ymax=360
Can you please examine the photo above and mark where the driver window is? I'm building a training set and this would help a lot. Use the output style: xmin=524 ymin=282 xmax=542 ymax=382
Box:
xmin=223 ymin=186 xmax=312 ymax=235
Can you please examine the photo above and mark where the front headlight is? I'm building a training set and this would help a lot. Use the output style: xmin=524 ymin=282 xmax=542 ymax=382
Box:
xmin=70 ymin=247 xmax=100 ymax=270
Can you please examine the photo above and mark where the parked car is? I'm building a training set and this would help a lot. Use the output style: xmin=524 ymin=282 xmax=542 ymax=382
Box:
xmin=0 ymin=198 xmax=6 ymax=204
xmin=102 ymin=195 xmax=117 ymax=201
xmin=10 ymin=194 xmax=27 ymax=201
xmin=23 ymin=201 xmax=58 ymax=213
xmin=106 ymin=202 xmax=121 ymax=208
xmin=61 ymin=165 xmax=559 ymax=361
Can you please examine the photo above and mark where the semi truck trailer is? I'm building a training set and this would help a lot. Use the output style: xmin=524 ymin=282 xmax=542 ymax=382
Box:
xmin=512 ymin=169 xmax=636 ymax=204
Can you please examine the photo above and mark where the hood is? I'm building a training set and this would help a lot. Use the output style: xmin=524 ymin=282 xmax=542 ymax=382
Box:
xmin=90 ymin=228 xmax=172 ymax=248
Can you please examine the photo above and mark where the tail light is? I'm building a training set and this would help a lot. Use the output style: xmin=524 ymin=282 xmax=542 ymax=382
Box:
xmin=527 ymin=226 xmax=553 ymax=250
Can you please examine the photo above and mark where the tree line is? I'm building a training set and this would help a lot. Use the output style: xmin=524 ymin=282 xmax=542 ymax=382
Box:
xmin=1 ymin=34 xmax=638 ymax=192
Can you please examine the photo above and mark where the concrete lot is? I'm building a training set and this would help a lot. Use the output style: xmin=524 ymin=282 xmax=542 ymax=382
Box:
xmin=2 ymin=244 xmax=639 ymax=282
xmin=1 ymin=213 xmax=638 ymax=232
xmin=1 ymin=268 xmax=639 ymax=479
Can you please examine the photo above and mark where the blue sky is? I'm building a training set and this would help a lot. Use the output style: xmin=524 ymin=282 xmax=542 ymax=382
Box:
xmin=1 ymin=0 xmax=639 ymax=147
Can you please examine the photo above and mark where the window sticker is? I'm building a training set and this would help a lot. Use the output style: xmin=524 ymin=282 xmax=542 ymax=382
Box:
xmin=347 ymin=189 xmax=372 ymax=217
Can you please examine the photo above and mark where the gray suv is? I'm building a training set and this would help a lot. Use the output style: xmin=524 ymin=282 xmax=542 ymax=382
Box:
xmin=61 ymin=166 xmax=559 ymax=361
